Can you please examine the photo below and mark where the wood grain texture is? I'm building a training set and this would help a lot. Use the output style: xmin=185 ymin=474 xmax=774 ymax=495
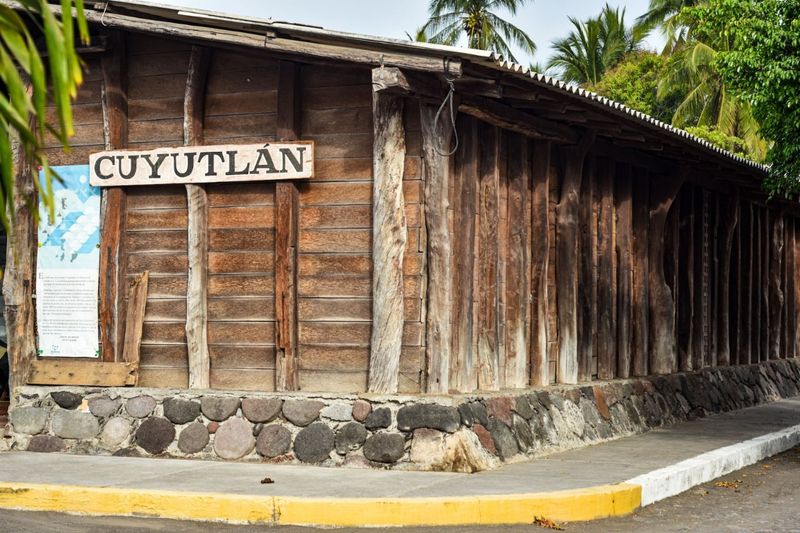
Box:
xmin=530 ymin=141 xmax=551 ymax=386
xmin=647 ymin=173 xmax=683 ymax=375
xmin=677 ymin=184 xmax=695 ymax=371
xmin=368 ymin=71 xmax=407 ymax=393
xmin=184 ymin=45 xmax=211 ymax=389
xmin=477 ymin=123 xmax=500 ymax=390
xmin=121 ymin=272 xmax=149 ymax=380
xmin=614 ymin=164 xmax=633 ymax=378
xmin=577 ymin=157 xmax=595 ymax=382
xmin=555 ymin=132 xmax=594 ymax=384
xmin=99 ymin=30 xmax=129 ymax=362
xmin=27 ymin=360 xmax=137 ymax=386
xmin=275 ymin=60 xmax=301 ymax=391
xmin=716 ymin=194 xmax=739 ymax=366
xmin=595 ymin=157 xmax=616 ymax=379
xmin=504 ymin=134 xmax=531 ymax=389
xmin=769 ymin=213 xmax=785 ymax=359
xmin=787 ymin=218 xmax=796 ymax=358
xmin=631 ymin=171 xmax=649 ymax=376
xmin=419 ymin=102 xmax=452 ymax=393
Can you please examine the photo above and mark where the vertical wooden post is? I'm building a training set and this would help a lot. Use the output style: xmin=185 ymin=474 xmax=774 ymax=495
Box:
xmin=4 ymin=101 xmax=37 ymax=391
xmin=647 ymin=173 xmax=683 ymax=375
xmin=739 ymin=203 xmax=753 ymax=365
xmin=368 ymin=68 xmax=407 ymax=393
xmin=577 ymin=157 xmax=595 ymax=382
xmin=184 ymin=45 xmax=211 ymax=389
xmin=275 ymin=61 xmax=301 ymax=391
xmin=504 ymin=134 xmax=531 ymax=389
xmin=769 ymin=214 xmax=785 ymax=359
xmin=555 ymin=132 xmax=594 ymax=384
xmin=677 ymin=184 xmax=694 ymax=371
xmin=477 ymin=123 xmax=500 ymax=390
xmin=752 ymin=207 xmax=762 ymax=362
xmin=596 ymin=158 xmax=616 ymax=380
xmin=530 ymin=141 xmax=551 ymax=386
xmin=761 ymin=209 xmax=771 ymax=361
xmin=631 ymin=171 xmax=649 ymax=376
xmin=615 ymin=163 xmax=633 ymax=378
xmin=787 ymin=218 xmax=796 ymax=359
xmin=716 ymin=194 xmax=739 ymax=366
xmin=420 ymin=102 xmax=453 ymax=394
xmin=99 ymin=30 xmax=128 ymax=362
xmin=794 ymin=218 xmax=800 ymax=357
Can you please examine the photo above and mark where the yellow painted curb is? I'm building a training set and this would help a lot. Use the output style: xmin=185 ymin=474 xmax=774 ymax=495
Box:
xmin=0 ymin=481 xmax=641 ymax=527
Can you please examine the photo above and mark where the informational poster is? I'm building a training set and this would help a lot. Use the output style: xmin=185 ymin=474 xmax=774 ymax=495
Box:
xmin=36 ymin=165 xmax=101 ymax=358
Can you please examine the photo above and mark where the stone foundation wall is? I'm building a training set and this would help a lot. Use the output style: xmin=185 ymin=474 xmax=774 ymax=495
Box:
xmin=5 ymin=360 xmax=800 ymax=472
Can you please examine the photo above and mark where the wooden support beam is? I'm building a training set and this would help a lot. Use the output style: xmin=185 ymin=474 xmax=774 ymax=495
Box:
xmin=99 ymin=29 xmax=128 ymax=362
xmin=615 ymin=163 xmax=633 ymax=378
xmin=709 ymin=193 xmax=719 ymax=365
xmin=121 ymin=272 xmax=148 ymax=381
xmin=730 ymin=199 xmax=741 ymax=365
xmin=787 ymin=218 xmax=797 ymax=359
xmin=476 ymin=123 xmax=500 ymax=390
xmin=420 ymin=101 xmax=453 ymax=393
xmin=795 ymin=218 xmax=800 ymax=358
xmin=716 ymin=194 xmax=739 ymax=366
xmin=596 ymin=158 xmax=616 ymax=380
xmin=631 ymin=170 xmax=650 ymax=377
xmin=577 ymin=158 xmax=596 ymax=382
xmin=677 ymin=184 xmax=695 ymax=371
xmin=4 ymin=86 xmax=37 ymax=392
xmin=762 ymin=209 xmax=771 ymax=361
xmin=184 ymin=45 xmax=211 ymax=389
xmin=769 ymin=214 xmax=785 ymax=359
xmin=27 ymin=360 xmax=137 ymax=387
xmin=739 ymin=202 xmax=753 ymax=365
xmin=368 ymin=68 xmax=407 ymax=393
xmin=556 ymin=132 xmax=594 ymax=384
xmin=530 ymin=141 xmax=551 ymax=386
xmin=752 ymin=207 xmax=763 ymax=362
xmin=275 ymin=60 xmax=301 ymax=391
xmin=459 ymin=95 xmax=578 ymax=144
xmin=450 ymin=117 xmax=478 ymax=392
xmin=648 ymin=172 xmax=684 ymax=375
xmin=505 ymin=134 xmax=531 ymax=389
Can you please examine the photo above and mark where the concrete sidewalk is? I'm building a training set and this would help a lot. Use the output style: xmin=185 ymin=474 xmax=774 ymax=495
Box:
xmin=1 ymin=397 xmax=800 ymax=527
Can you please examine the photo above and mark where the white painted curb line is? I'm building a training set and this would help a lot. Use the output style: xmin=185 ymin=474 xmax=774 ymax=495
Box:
xmin=626 ymin=424 xmax=800 ymax=506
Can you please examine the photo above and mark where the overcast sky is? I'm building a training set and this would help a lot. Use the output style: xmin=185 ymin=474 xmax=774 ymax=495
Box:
xmin=137 ymin=0 xmax=664 ymax=66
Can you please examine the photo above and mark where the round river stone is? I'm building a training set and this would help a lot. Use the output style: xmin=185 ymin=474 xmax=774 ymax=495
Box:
xmin=335 ymin=422 xmax=367 ymax=455
xmin=363 ymin=432 xmax=405 ymax=463
xmin=283 ymin=400 xmax=324 ymax=427
xmin=89 ymin=396 xmax=121 ymax=418
xmin=101 ymin=417 xmax=131 ymax=447
xmin=126 ymin=395 xmax=156 ymax=418
xmin=256 ymin=424 xmax=292 ymax=458
xmin=213 ymin=418 xmax=255 ymax=460
xmin=293 ymin=423 xmax=334 ymax=463
xmin=178 ymin=421 xmax=209 ymax=454
xmin=241 ymin=398 xmax=282 ymax=423
xmin=200 ymin=396 xmax=240 ymax=422
xmin=135 ymin=417 xmax=176 ymax=455
xmin=50 ymin=391 xmax=82 ymax=410
xmin=163 ymin=398 xmax=200 ymax=425
xmin=52 ymin=410 xmax=100 ymax=439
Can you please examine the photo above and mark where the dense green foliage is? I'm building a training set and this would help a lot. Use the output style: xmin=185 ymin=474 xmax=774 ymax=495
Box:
xmin=0 ymin=1 xmax=88 ymax=230
xmin=419 ymin=0 xmax=536 ymax=62
xmin=547 ymin=5 xmax=644 ymax=87
xmin=594 ymin=52 xmax=675 ymax=123
xmin=690 ymin=0 xmax=800 ymax=195
xmin=684 ymin=125 xmax=749 ymax=159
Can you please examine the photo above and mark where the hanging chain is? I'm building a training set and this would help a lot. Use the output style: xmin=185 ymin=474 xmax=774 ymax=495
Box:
xmin=433 ymin=58 xmax=459 ymax=157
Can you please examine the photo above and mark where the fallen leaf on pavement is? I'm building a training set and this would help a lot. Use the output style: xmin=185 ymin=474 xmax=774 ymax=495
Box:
xmin=714 ymin=481 xmax=739 ymax=489
xmin=260 ymin=477 xmax=275 ymax=484
xmin=533 ymin=516 xmax=564 ymax=530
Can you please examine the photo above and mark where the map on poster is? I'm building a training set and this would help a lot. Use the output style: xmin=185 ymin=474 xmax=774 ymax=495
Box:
xmin=36 ymin=165 xmax=101 ymax=358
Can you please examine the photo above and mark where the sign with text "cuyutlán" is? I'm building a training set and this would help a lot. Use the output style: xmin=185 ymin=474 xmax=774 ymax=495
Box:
xmin=89 ymin=142 xmax=314 ymax=186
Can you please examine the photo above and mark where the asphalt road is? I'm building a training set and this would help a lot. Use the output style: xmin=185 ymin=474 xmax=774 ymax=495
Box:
xmin=2 ymin=446 xmax=799 ymax=533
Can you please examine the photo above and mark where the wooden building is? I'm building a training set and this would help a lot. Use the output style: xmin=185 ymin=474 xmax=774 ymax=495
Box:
xmin=6 ymin=2 xmax=800 ymax=398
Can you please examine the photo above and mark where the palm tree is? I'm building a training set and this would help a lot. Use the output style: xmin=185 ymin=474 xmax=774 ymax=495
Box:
xmin=547 ymin=5 xmax=643 ymax=87
xmin=419 ymin=0 xmax=536 ymax=63
xmin=635 ymin=0 xmax=704 ymax=53
xmin=658 ymin=38 xmax=767 ymax=159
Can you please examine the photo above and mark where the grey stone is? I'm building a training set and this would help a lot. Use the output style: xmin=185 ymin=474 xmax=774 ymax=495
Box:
xmin=201 ymin=396 xmax=240 ymax=422
xmin=397 ymin=404 xmax=460 ymax=433
xmin=365 ymin=407 xmax=391 ymax=430
xmin=213 ymin=418 xmax=255 ymax=460
xmin=283 ymin=400 xmax=324 ymax=427
xmin=512 ymin=414 xmax=536 ymax=452
xmin=579 ymin=398 xmax=600 ymax=427
xmin=241 ymin=398 xmax=282 ymax=423
xmin=321 ymin=403 xmax=352 ymax=421
xmin=113 ymin=447 xmax=142 ymax=458
xmin=560 ymin=400 xmax=586 ymax=437
xmin=27 ymin=435 xmax=65 ymax=453
xmin=51 ymin=391 xmax=82 ymax=410
xmin=9 ymin=407 xmax=48 ymax=435
xmin=178 ymin=422 xmax=209 ymax=454
xmin=294 ymin=422 xmax=334 ymax=463
xmin=256 ymin=424 xmax=292 ymax=458
xmin=514 ymin=396 xmax=535 ymax=420
xmin=88 ymin=396 xmax=121 ymax=418
xmin=488 ymin=419 xmax=519 ymax=460
xmin=163 ymin=398 xmax=200 ymax=425
xmin=126 ymin=396 xmax=156 ymax=418
xmin=458 ymin=402 xmax=490 ymax=427
xmin=335 ymin=422 xmax=367 ymax=455
xmin=363 ymin=432 xmax=405 ymax=463
xmin=101 ymin=418 xmax=131 ymax=447
xmin=136 ymin=417 xmax=175 ymax=454
xmin=253 ymin=423 xmax=264 ymax=436
xmin=52 ymin=410 xmax=100 ymax=439
xmin=352 ymin=400 xmax=371 ymax=422
xmin=536 ymin=391 xmax=553 ymax=410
